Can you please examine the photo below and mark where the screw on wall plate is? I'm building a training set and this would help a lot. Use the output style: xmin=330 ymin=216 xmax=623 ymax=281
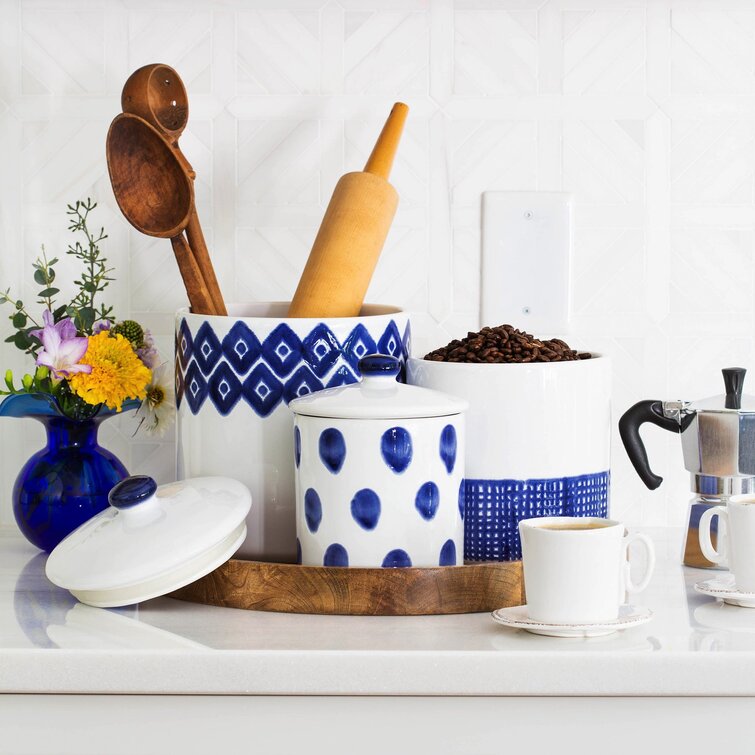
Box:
xmin=522 ymin=307 xmax=531 ymax=315
xmin=523 ymin=210 xmax=534 ymax=220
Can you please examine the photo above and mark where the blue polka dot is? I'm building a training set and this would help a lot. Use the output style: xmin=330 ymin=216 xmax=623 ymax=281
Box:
xmin=324 ymin=543 xmax=349 ymax=567
xmin=351 ymin=488 xmax=381 ymax=530
xmin=440 ymin=424 xmax=457 ymax=474
xmin=458 ymin=479 xmax=465 ymax=521
xmin=304 ymin=488 xmax=322 ymax=533
xmin=439 ymin=539 xmax=457 ymax=566
xmin=294 ymin=426 xmax=301 ymax=468
xmin=382 ymin=549 xmax=412 ymax=568
xmin=381 ymin=427 xmax=413 ymax=473
xmin=296 ymin=538 xmax=302 ymax=565
xmin=415 ymin=481 xmax=440 ymax=521
xmin=319 ymin=428 xmax=346 ymax=473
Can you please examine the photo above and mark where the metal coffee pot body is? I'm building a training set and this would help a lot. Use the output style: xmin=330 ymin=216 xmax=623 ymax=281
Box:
xmin=619 ymin=368 xmax=755 ymax=568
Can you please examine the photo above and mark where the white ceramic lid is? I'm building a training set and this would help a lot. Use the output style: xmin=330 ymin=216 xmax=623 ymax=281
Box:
xmin=289 ymin=354 xmax=468 ymax=420
xmin=45 ymin=475 xmax=251 ymax=608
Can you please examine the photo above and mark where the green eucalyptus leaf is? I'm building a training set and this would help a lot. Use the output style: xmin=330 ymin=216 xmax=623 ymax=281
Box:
xmin=13 ymin=332 xmax=30 ymax=350
xmin=12 ymin=312 xmax=26 ymax=328
xmin=38 ymin=287 xmax=59 ymax=297
xmin=78 ymin=307 xmax=96 ymax=331
xmin=33 ymin=270 xmax=47 ymax=285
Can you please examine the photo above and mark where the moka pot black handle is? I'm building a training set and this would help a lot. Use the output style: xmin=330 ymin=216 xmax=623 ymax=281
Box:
xmin=618 ymin=400 xmax=681 ymax=490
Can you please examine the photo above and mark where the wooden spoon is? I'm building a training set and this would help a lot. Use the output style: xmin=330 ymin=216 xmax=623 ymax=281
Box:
xmin=106 ymin=113 xmax=215 ymax=314
xmin=122 ymin=64 xmax=226 ymax=316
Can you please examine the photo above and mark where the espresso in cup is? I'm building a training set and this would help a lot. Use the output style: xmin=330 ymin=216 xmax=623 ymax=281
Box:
xmin=519 ymin=516 xmax=655 ymax=624
xmin=539 ymin=521 xmax=613 ymax=531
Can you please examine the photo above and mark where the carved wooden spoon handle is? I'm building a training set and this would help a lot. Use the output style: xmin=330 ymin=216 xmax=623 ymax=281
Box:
xmin=185 ymin=212 xmax=227 ymax=316
xmin=170 ymin=234 xmax=216 ymax=315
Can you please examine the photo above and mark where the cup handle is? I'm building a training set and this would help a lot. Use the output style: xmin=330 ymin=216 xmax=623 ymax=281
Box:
xmin=699 ymin=506 xmax=728 ymax=566
xmin=622 ymin=533 xmax=656 ymax=595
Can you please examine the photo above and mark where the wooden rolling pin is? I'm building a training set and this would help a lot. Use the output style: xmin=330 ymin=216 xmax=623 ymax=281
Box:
xmin=287 ymin=102 xmax=409 ymax=318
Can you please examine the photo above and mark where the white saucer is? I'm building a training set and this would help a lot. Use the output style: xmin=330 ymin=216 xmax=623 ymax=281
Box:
xmin=694 ymin=573 xmax=755 ymax=608
xmin=491 ymin=604 xmax=653 ymax=638
xmin=694 ymin=601 xmax=755 ymax=632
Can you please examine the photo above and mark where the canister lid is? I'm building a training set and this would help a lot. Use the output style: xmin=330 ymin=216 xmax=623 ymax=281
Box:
xmin=45 ymin=476 xmax=251 ymax=608
xmin=289 ymin=354 xmax=468 ymax=420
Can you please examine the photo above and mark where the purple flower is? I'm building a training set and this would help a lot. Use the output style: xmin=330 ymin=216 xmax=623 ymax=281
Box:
xmin=93 ymin=320 xmax=112 ymax=334
xmin=136 ymin=329 xmax=160 ymax=369
xmin=31 ymin=310 xmax=92 ymax=379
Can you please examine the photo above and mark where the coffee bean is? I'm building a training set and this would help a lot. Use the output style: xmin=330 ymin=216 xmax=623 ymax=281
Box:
xmin=423 ymin=324 xmax=591 ymax=364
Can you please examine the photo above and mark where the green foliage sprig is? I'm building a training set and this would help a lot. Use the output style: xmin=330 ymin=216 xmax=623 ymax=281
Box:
xmin=66 ymin=198 xmax=114 ymax=333
xmin=0 ymin=199 xmax=114 ymax=356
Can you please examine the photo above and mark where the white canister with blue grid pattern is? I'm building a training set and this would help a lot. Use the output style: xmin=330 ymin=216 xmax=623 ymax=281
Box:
xmin=407 ymin=355 xmax=611 ymax=561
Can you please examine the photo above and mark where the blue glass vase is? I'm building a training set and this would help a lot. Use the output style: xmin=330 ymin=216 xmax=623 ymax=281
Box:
xmin=0 ymin=393 xmax=136 ymax=552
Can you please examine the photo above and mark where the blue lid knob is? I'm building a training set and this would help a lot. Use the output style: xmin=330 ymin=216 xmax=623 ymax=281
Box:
xmin=358 ymin=354 xmax=400 ymax=378
xmin=109 ymin=475 xmax=158 ymax=510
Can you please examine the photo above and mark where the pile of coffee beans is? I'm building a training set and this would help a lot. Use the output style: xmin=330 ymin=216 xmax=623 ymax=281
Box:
xmin=424 ymin=324 xmax=591 ymax=364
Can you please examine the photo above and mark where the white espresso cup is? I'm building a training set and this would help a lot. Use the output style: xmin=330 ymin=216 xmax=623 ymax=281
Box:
xmin=519 ymin=517 xmax=655 ymax=624
xmin=699 ymin=495 xmax=755 ymax=591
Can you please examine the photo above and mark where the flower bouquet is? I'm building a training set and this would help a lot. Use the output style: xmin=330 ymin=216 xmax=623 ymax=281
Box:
xmin=0 ymin=199 xmax=174 ymax=551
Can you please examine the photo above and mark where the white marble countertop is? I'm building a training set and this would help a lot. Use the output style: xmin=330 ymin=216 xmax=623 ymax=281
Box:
xmin=2 ymin=527 xmax=755 ymax=696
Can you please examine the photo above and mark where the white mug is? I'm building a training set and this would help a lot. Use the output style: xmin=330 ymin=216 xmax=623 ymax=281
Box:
xmin=519 ymin=517 xmax=655 ymax=624
xmin=699 ymin=496 xmax=755 ymax=592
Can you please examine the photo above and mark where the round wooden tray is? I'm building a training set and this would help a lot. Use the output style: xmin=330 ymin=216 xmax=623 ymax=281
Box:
xmin=170 ymin=559 xmax=523 ymax=616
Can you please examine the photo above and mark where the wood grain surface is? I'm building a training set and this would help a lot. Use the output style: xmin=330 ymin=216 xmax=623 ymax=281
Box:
xmin=170 ymin=559 xmax=524 ymax=615
xmin=287 ymin=102 xmax=408 ymax=318
xmin=120 ymin=63 xmax=226 ymax=316
xmin=106 ymin=113 xmax=215 ymax=314
xmin=286 ymin=171 xmax=398 ymax=318
xmin=364 ymin=101 xmax=409 ymax=179
xmin=106 ymin=113 xmax=193 ymax=239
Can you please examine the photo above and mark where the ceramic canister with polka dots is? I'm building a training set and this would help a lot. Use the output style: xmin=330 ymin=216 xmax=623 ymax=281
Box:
xmin=289 ymin=354 xmax=468 ymax=568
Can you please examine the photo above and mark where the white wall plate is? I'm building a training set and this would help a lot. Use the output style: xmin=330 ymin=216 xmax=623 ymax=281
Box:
xmin=481 ymin=192 xmax=572 ymax=336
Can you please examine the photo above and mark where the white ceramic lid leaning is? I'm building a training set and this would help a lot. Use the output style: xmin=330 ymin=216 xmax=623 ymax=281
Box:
xmin=289 ymin=354 xmax=468 ymax=420
xmin=46 ymin=475 xmax=251 ymax=608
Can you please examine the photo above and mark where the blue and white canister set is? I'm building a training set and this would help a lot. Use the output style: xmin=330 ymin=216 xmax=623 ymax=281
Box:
xmin=290 ymin=354 xmax=466 ymax=568
xmin=176 ymin=305 xmax=611 ymax=568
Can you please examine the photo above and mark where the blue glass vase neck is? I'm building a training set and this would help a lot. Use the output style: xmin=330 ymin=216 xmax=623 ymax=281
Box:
xmin=40 ymin=416 xmax=104 ymax=451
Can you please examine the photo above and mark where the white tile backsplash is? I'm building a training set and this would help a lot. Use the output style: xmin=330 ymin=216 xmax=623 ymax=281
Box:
xmin=1 ymin=0 xmax=754 ymax=533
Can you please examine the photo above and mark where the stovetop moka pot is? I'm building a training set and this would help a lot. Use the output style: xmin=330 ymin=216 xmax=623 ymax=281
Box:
xmin=619 ymin=368 xmax=755 ymax=568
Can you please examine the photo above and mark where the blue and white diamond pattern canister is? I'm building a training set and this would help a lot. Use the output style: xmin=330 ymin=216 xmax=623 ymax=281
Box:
xmin=290 ymin=355 xmax=467 ymax=568
xmin=176 ymin=304 xmax=410 ymax=563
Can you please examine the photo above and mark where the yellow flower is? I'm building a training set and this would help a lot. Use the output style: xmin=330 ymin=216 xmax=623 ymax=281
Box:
xmin=69 ymin=332 xmax=151 ymax=412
